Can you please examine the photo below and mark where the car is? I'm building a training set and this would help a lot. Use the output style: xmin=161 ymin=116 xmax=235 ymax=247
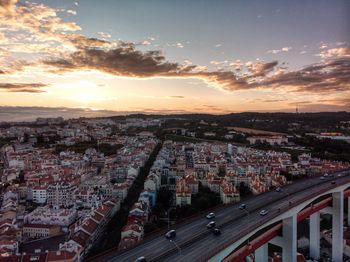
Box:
xmin=206 ymin=212 xmax=215 ymax=219
xmin=320 ymin=176 xmax=325 ymax=180
xmin=324 ymin=173 xmax=329 ymax=177
xmin=212 ymin=228 xmax=221 ymax=235
xmin=275 ymin=187 xmax=282 ymax=192
xmin=239 ymin=204 xmax=247 ymax=210
xmin=135 ymin=257 xmax=147 ymax=262
xmin=206 ymin=221 xmax=216 ymax=229
xmin=331 ymin=181 xmax=336 ymax=184
xmin=165 ymin=229 xmax=176 ymax=239
xmin=260 ymin=209 xmax=269 ymax=216
xmin=337 ymin=173 xmax=343 ymax=177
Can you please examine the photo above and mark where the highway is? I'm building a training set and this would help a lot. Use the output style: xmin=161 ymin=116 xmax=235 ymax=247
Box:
xmin=98 ymin=170 xmax=350 ymax=262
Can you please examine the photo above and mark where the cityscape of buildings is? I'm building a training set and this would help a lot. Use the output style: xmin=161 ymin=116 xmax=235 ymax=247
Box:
xmin=0 ymin=115 xmax=349 ymax=261
xmin=0 ymin=0 xmax=349 ymax=261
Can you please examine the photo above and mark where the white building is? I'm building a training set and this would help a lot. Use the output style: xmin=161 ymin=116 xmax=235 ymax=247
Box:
xmin=31 ymin=185 xmax=48 ymax=204
xmin=47 ymin=182 xmax=76 ymax=208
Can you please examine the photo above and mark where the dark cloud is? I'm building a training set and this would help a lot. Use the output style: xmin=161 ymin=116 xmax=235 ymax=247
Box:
xmin=0 ymin=82 xmax=48 ymax=92
xmin=247 ymin=61 xmax=279 ymax=77
xmin=44 ymin=42 xmax=183 ymax=77
xmin=288 ymin=101 xmax=312 ymax=106
xmin=262 ymin=99 xmax=286 ymax=103
xmin=0 ymin=0 xmax=17 ymax=13
xmin=170 ymin=96 xmax=185 ymax=99
xmin=42 ymin=36 xmax=350 ymax=94
xmin=43 ymin=38 xmax=252 ymax=90
xmin=260 ymin=58 xmax=350 ymax=93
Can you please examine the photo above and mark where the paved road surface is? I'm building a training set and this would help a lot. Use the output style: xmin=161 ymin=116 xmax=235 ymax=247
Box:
xmin=102 ymin=170 xmax=350 ymax=262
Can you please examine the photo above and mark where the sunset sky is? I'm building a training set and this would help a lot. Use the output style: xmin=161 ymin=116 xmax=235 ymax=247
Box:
xmin=0 ymin=0 xmax=349 ymax=116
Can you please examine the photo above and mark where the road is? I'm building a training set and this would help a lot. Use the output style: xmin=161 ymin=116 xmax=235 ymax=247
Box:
xmin=99 ymin=170 xmax=350 ymax=262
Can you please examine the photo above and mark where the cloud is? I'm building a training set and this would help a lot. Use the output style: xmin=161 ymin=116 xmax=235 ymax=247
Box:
xmin=176 ymin=42 xmax=184 ymax=48
xmin=320 ymin=43 xmax=328 ymax=49
xmin=210 ymin=60 xmax=228 ymax=65
xmin=0 ymin=82 xmax=48 ymax=92
xmin=0 ymin=0 xmax=81 ymax=57
xmin=42 ymin=35 xmax=350 ymax=94
xmin=44 ymin=41 xmax=185 ymax=77
xmin=1 ymin=0 xmax=349 ymax=98
xmin=262 ymin=99 xmax=286 ymax=103
xmin=288 ymin=101 xmax=312 ymax=106
xmin=67 ymin=10 xmax=77 ymax=15
xmin=0 ymin=0 xmax=17 ymax=13
xmin=169 ymin=96 xmax=185 ymax=99
xmin=260 ymin=58 xmax=350 ymax=93
xmin=267 ymin=47 xmax=292 ymax=54
xmin=166 ymin=42 xmax=185 ymax=48
xmin=97 ymin=32 xmax=112 ymax=39
xmin=318 ymin=47 xmax=350 ymax=59
xmin=246 ymin=61 xmax=279 ymax=77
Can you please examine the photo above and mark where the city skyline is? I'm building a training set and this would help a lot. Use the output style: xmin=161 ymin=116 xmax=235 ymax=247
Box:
xmin=0 ymin=0 xmax=349 ymax=117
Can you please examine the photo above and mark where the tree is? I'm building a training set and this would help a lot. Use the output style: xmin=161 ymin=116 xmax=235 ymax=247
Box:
xmin=239 ymin=182 xmax=251 ymax=196
xmin=280 ymin=170 xmax=292 ymax=181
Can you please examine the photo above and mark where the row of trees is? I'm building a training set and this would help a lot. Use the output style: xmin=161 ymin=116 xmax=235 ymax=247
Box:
xmin=87 ymin=142 xmax=162 ymax=257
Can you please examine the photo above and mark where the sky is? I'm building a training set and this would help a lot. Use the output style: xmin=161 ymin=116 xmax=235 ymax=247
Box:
xmin=0 ymin=0 xmax=349 ymax=118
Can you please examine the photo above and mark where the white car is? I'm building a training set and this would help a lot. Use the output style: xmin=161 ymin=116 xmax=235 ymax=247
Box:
xmin=260 ymin=209 xmax=269 ymax=216
xmin=206 ymin=221 xmax=216 ymax=229
xmin=165 ymin=229 xmax=176 ymax=239
xmin=206 ymin=212 xmax=215 ymax=219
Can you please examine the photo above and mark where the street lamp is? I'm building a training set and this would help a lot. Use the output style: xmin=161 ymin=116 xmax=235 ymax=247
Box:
xmin=170 ymin=239 xmax=182 ymax=257
xmin=241 ymin=207 xmax=250 ymax=245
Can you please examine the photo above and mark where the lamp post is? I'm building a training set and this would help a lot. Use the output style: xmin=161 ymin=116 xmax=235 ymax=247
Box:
xmin=241 ymin=207 xmax=250 ymax=245
xmin=170 ymin=239 xmax=182 ymax=258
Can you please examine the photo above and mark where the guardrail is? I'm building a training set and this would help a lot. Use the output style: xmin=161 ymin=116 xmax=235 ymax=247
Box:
xmin=89 ymin=169 xmax=350 ymax=262
xmin=149 ymin=174 xmax=347 ymax=262
xmin=201 ymin=176 xmax=350 ymax=261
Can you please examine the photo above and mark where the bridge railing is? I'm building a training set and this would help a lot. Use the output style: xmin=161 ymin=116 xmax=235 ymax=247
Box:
xmin=90 ymin=169 xmax=350 ymax=261
xmin=199 ymin=180 xmax=343 ymax=261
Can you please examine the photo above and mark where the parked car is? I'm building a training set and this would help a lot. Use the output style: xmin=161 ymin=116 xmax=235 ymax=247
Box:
xmin=239 ymin=204 xmax=247 ymax=210
xmin=135 ymin=257 xmax=147 ymax=262
xmin=331 ymin=181 xmax=336 ymax=185
xmin=320 ymin=176 xmax=325 ymax=180
xmin=206 ymin=212 xmax=215 ymax=219
xmin=212 ymin=228 xmax=221 ymax=235
xmin=260 ymin=209 xmax=269 ymax=216
xmin=165 ymin=229 xmax=176 ymax=239
xmin=206 ymin=221 xmax=216 ymax=229
xmin=275 ymin=187 xmax=282 ymax=192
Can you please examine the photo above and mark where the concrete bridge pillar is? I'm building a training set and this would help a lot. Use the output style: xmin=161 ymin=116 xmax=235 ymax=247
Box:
xmin=309 ymin=211 xmax=320 ymax=260
xmin=254 ymin=243 xmax=268 ymax=262
xmin=332 ymin=191 xmax=344 ymax=262
xmin=282 ymin=214 xmax=297 ymax=262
